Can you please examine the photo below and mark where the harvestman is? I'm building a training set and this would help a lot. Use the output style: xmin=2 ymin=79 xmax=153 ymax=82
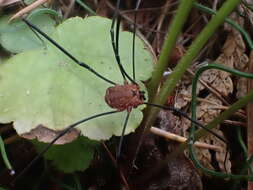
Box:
xmin=12 ymin=0 xmax=227 ymax=182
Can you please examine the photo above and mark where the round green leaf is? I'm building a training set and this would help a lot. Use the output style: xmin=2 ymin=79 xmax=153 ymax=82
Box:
xmin=0 ymin=16 xmax=153 ymax=141
xmin=0 ymin=14 xmax=56 ymax=53
xmin=33 ymin=136 xmax=97 ymax=173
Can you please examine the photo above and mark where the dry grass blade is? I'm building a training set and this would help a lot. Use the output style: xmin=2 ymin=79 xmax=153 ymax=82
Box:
xmin=9 ymin=0 xmax=49 ymax=21
xmin=0 ymin=0 xmax=20 ymax=7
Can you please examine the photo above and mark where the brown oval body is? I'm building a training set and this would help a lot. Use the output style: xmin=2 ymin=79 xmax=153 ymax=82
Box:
xmin=105 ymin=82 xmax=144 ymax=112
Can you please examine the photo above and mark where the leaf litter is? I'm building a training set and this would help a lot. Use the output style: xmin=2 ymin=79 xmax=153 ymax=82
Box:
xmin=173 ymin=12 xmax=251 ymax=174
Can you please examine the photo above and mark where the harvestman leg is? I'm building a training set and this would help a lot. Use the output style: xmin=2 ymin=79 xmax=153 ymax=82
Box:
xmin=22 ymin=18 xmax=116 ymax=86
xmin=132 ymin=0 xmax=142 ymax=81
xmin=12 ymin=111 xmax=119 ymax=184
xmin=116 ymin=111 xmax=131 ymax=160
xmin=143 ymin=103 xmax=227 ymax=143
xmin=112 ymin=0 xmax=143 ymax=160
xmin=110 ymin=0 xmax=136 ymax=84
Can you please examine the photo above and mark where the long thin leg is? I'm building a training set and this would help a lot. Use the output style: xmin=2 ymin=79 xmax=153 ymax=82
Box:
xmin=110 ymin=0 xmax=136 ymax=84
xmin=11 ymin=110 xmax=119 ymax=184
xmin=132 ymin=0 xmax=142 ymax=81
xmin=116 ymin=111 xmax=131 ymax=161
xmin=115 ymin=16 xmax=121 ymax=58
xmin=110 ymin=0 xmax=126 ymax=81
xmin=22 ymin=18 xmax=116 ymax=86
xmin=143 ymin=102 xmax=227 ymax=144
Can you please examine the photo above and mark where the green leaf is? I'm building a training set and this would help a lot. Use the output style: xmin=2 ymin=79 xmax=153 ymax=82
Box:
xmin=0 ymin=16 xmax=153 ymax=141
xmin=0 ymin=14 xmax=56 ymax=53
xmin=33 ymin=136 xmax=98 ymax=173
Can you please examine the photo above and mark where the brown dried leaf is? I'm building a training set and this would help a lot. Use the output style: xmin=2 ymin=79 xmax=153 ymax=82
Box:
xmin=182 ymin=115 xmax=231 ymax=173
xmin=170 ymin=6 xmax=251 ymax=176
xmin=201 ymin=69 xmax=219 ymax=83
xmin=0 ymin=0 xmax=20 ymax=6
xmin=174 ymin=87 xmax=191 ymax=109
xmin=212 ymin=129 xmax=231 ymax=172
xmin=21 ymin=125 xmax=80 ymax=144
xmin=237 ymin=77 xmax=248 ymax=98
xmin=197 ymin=94 xmax=222 ymax=123
xmin=224 ymin=11 xmax=249 ymax=98
xmin=232 ymin=30 xmax=249 ymax=98
xmin=174 ymin=75 xmax=197 ymax=109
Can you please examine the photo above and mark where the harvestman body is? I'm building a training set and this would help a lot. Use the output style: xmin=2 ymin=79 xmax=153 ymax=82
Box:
xmin=105 ymin=81 xmax=145 ymax=112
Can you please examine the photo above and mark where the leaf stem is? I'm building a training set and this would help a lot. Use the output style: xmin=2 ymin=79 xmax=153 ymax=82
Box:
xmin=143 ymin=0 xmax=242 ymax=142
xmin=147 ymin=0 xmax=195 ymax=98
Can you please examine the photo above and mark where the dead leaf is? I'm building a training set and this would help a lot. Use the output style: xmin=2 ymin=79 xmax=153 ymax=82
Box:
xmin=0 ymin=0 xmax=20 ymax=7
xmin=21 ymin=125 xmax=80 ymax=144
xmin=172 ymin=14 xmax=252 ymax=173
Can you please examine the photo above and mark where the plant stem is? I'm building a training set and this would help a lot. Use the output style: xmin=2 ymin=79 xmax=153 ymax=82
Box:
xmin=131 ymin=0 xmax=195 ymax=165
xmin=147 ymin=81 xmax=253 ymax=182
xmin=148 ymin=0 xmax=195 ymax=99
xmin=143 ymin=0 xmax=241 ymax=140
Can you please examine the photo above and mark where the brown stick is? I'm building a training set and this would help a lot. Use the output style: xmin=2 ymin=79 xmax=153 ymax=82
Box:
xmin=150 ymin=127 xmax=222 ymax=151
xmin=9 ymin=0 xmax=49 ymax=21
xmin=101 ymin=142 xmax=130 ymax=190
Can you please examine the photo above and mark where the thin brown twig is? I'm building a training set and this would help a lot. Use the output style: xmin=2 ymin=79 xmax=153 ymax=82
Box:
xmin=150 ymin=126 xmax=222 ymax=151
xmin=183 ymin=95 xmax=246 ymax=119
xmin=187 ymin=68 xmax=231 ymax=106
xmin=153 ymin=0 xmax=172 ymax=53
xmin=223 ymin=120 xmax=246 ymax=127
xmin=0 ymin=0 xmax=21 ymax=7
xmin=182 ymin=16 xmax=202 ymax=44
xmin=63 ymin=0 xmax=75 ymax=19
xmin=121 ymin=2 xmax=179 ymax=14
xmin=106 ymin=1 xmax=171 ymax=34
xmin=101 ymin=142 xmax=130 ymax=190
xmin=9 ymin=0 xmax=49 ymax=21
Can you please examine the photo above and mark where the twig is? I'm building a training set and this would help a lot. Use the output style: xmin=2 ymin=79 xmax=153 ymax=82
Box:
xmin=150 ymin=126 xmax=222 ymax=152
xmin=106 ymin=1 xmax=171 ymax=34
xmin=101 ymin=142 xmax=130 ymax=190
xmin=183 ymin=94 xmax=246 ymax=119
xmin=154 ymin=0 xmax=172 ymax=53
xmin=10 ymin=0 xmax=49 ymax=21
xmin=63 ymin=0 xmax=75 ymax=19
xmin=223 ymin=120 xmax=246 ymax=127
xmin=0 ymin=0 xmax=20 ymax=7
xmin=187 ymin=68 xmax=230 ymax=105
